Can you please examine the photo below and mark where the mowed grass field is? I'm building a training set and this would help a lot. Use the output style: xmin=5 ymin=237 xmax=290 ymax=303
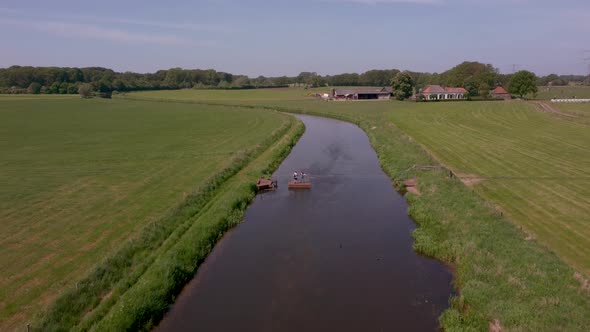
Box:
xmin=132 ymin=87 xmax=317 ymax=102
xmin=131 ymin=89 xmax=590 ymax=275
xmin=130 ymin=89 xmax=590 ymax=329
xmin=387 ymin=101 xmax=590 ymax=275
xmin=535 ymin=85 xmax=590 ymax=100
xmin=0 ymin=96 xmax=291 ymax=330
xmin=552 ymin=102 xmax=590 ymax=126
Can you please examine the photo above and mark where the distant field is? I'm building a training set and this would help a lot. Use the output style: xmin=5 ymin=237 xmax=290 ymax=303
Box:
xmin=552 ymin=102 xmax=590 ymax=125
xmin=6 ymin=88 xmax=587 ymax=330
xmin=535 ymin=85 xmax=590 ymax=100
xmin=130 ymin=89 xmax=590 ymax=330
xmin=132 ymin=85 xmax=590 ymax=102
xmin=131 ymin=89 xmax=590 ymax=275
xmin=387 ymin=101 xmax=590 ymax=275
xmin=0 ymin=96 xmax=290 ymax=330
xmin=131 ymin=88 xmax=316 ymax=102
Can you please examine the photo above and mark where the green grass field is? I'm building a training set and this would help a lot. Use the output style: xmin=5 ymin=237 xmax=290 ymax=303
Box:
xmin=387 ymin=101 xmax=590 ymax=275
xmin=129 ymin=90 xmax=590 ymax=276
xmin=4 ymin=89 xmax=590 ymax=330
xmin=0 ymin=96 xmax=292 ymax=330
xmin=535 ymin=85 xmax=590 ymax=100
xmin=133 ymin=87 xmax=317 ymax=102
xmin=128 ymin=89 xmax=590 ymax=330
xmin=280 ymin=97 xmax=584 ymax=280
xmin=552 ymin=102 xmax=590 ymax=125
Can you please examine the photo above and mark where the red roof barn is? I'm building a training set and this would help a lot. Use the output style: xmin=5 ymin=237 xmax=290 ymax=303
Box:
xmin=491 ymin=86 xmax=511 ymax=100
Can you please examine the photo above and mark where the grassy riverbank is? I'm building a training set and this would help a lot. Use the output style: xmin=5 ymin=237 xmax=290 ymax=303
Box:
xmin=0 ymin=96 xmax=300 ymax=330
xmin=129 ymin=89 xmax=590 ymax=331
xmin=130 ymin=90 xmax=590 ymax=274
xmin=89 ymin=117 xmax=304 ymax=331
xmin=38 ymin=118 xmax=303 ymax=331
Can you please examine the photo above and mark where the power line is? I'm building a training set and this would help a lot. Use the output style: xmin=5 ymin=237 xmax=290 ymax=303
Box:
xmin=583 ymin=50 xmax=590 ymax=77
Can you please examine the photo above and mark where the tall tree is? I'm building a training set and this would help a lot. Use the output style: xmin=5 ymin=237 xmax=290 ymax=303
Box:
xmin=478 ymin=82 xmax=490 ymax=99
xmin=47 ymin=82 xmax=61 ymax=94
xmin=437 ymin=61 xmax=499 ymax=96
xmin=296 ymin=72 xmax=318 ymax=86
xmin=359 ymin=69 xmax=399 ymax=86
xmin=27 ymin=82 xmax=41 ymax=94
xmin=231 ymin=76 xmax=251 ymax=87
xmin=327 ymin=73 xmax=359 ymax=86
xmin=538 ymin=73 xmax=559 ymax=86
xmin=391 ymin=71 xmax=414 ymax=100
xmin=509 ymin=70 xmax=538 ymax=98
xmin=95 ymin=79 xmax=112 ymax=93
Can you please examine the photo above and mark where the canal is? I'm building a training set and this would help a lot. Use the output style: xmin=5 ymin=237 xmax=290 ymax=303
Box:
xmin=156 ymin=114 xmax=453 ymax=331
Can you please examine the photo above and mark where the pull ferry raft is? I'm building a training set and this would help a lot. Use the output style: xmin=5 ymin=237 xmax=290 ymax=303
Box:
xmin=288 ymin=171 xmax=311 ymax=189
xmin=288 ymin=180 xmax=311 ymax=189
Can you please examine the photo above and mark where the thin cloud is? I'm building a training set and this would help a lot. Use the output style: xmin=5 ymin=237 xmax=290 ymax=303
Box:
xmin=323 ymin=0 xmax=444 ymax=4
xmin=85 ymin=17 xmax=234 ymax=33
xmin=0 ymin=7 xmax=20 ymax=13
xmin=0 ymin=18 xmax=214 ymax=46
xmin=322 ymin=0 xmax=537 ymax=4
xmin=0 ymin=8 xmax=232 ymax=33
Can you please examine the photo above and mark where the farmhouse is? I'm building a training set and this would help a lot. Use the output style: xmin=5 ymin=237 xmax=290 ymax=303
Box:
xmin=491 ymin=86 xmax=512 ymax=100
xmin=420 ymin=85 xmax=467 ymax=100
xmin=331 ymin=87 xmax=393 ymax=100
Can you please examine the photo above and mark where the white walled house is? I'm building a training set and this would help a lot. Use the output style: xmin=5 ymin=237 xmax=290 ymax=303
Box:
xmin=419 ymin=85 xmax=467 ymax=100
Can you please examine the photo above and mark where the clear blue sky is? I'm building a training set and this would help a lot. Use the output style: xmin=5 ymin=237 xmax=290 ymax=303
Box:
xmin=1 ymin=0 xmax=589 ymax=76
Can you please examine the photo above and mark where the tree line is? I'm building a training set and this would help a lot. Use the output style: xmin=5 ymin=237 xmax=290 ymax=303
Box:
xmin=0 ymin=66 xmax=240 ymax=95
xmin=391 ymin=62 xmax=541 ymax=100
xmin=1 ymin=63 xmax=587 ymax=96
xmin=0 ymin=66 xmax=405 ymax=95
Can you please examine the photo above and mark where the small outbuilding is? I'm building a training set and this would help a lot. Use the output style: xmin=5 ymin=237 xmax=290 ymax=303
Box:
xmin=491 ymin=86 xmax=512 ymax=100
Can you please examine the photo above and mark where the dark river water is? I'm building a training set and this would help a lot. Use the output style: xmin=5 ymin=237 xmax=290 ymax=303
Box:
xmin=155 ymin=115 xmax=453 ymax=331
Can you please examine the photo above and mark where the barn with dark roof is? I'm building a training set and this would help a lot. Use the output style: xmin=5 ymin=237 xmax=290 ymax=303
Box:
xmin=331 ymin=87 xmax=393 ymax=100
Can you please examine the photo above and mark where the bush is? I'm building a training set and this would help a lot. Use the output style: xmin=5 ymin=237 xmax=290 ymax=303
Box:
xmin=78 ymin=83 xmax=94 ymax=98
xmin=67 ymin=83 xmax=79 ymax=94
xmin=27 ymin=82 xmax=42 ymax=94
